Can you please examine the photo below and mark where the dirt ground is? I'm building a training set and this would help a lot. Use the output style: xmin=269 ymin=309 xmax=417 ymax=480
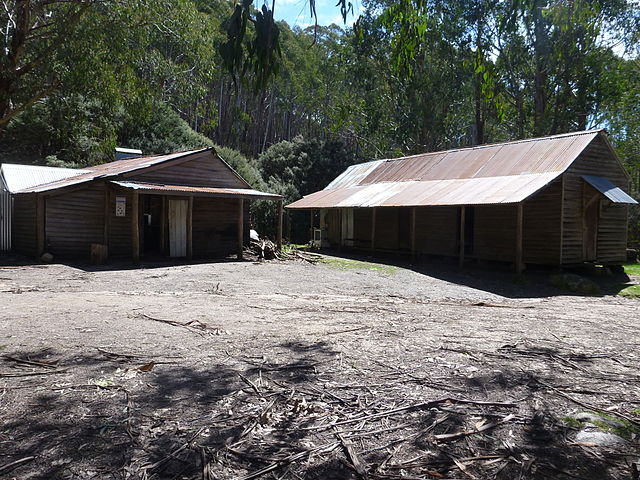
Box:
xmin=1 ymin=253 xmax=639 ymax=480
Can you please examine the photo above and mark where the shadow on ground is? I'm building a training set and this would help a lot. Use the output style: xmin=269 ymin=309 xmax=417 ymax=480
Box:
xmin=319 ymin=249 xmax=636 ymax=299
xmin=1 ymin=338 xmax=633 ymax=479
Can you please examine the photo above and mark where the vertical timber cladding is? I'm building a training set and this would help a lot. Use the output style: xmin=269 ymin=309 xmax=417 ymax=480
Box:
xmin=192 ymin=196 xmax=250 ymax=258
xmin=320 ymin=209 xmax=341 ymax=247
xmin=11 ymin=195 xmax=37 ymax=256
xmin=414 ymin=206 xmax=458 ymax=256
xmin=45 ymin=183 xmax=105 ymax=259
xmin=562 ymin=135 xmax=631 ymax=264
xmin=0 ymin=188 xmax=10 ymax=251
xmin=522 ymin=179 xmax=562 ymax=265
xmin=108 ymin=187 xmax=133 ymax=258
xmin=474 ymin=205 xmax=516 ymax=261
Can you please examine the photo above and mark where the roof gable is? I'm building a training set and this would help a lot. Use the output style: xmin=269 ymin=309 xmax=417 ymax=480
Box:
xmin=14 ymin=147 xmax=253 ymax=193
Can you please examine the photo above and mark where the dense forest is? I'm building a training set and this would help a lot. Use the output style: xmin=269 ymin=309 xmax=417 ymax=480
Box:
xmin=1 ymin=0 xmax=639 ymax=238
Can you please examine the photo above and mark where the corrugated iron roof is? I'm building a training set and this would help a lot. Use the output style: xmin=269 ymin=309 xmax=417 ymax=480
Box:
xmin=16 ymin=148 xmax=211 ymax=193
xmin=111 ymin=181 xmax=281 ymax=200
xmin=582 ymin=175 xmax=638 ymax=204
xmin=288 ymin=172 xmax=563 ymax=208
xmin=287 ymin=129 xmax=631 ymax=209
xmin=1 ymin=164 xmax=85 ymax=193
xmin=343 ymin=130 xmax=601 ymax=189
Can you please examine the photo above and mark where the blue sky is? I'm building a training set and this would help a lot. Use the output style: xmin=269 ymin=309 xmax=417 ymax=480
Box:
xmin=267 ymin=0 xmax=362 ymax=28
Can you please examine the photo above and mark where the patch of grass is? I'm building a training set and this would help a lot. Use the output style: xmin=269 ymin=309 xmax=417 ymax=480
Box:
xmin=632 ymin=408 xmax=640 ymax=415
xmin=619 ymin=284 xmax=640 ymax=299
xmin=562 ymin=416 xmax=582 ymax=428
xmin=569 ymin=411 xmax=640 ymax=440
xmin=624 ymin=263 xmax=640 ymax=277
xmin=319 ymin=257 xmax=399 ymax=274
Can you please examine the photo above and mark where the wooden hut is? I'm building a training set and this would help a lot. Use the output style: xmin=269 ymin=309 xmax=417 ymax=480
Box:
xmin=287 ymin=130 xmax=637 ymax=271
xmin=5 ymin=148 xmax=282 ymax=263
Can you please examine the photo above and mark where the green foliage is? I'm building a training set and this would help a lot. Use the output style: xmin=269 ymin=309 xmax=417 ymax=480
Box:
xmin=258 ymin=136 xmax=358 ymax=204
xmin=118 ymin=103 xmax=213 ymax=156
xmin=215 ymin=145 xmax=265 ymax=189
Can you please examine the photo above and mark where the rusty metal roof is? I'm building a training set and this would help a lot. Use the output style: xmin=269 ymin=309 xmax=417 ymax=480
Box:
xmin=288 ymin=172 xmax=563 ymax=208
xmin=288 ymin=130 xmax=609 ymax=209
xmin=16 ymin=148 xmax=211 ymax=193
xmin=111 ymin=181 xmax=281 ymax=200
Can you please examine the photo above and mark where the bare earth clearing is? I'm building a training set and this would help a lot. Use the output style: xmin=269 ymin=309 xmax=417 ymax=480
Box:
xmin=1 ymin=254 xmax=639 ymax=480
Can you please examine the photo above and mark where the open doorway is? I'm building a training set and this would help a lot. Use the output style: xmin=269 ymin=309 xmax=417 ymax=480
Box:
xmin=141 ymin=195 xmax=163 ymax=257
xmin=583 ymin=184 xmax=600 ymax=261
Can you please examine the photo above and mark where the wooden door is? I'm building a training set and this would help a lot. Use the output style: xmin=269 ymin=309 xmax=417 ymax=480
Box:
xmin=583 ymin=187 xmax=600 ymax=261
xmin=168 ymin=199 xmax=188 ymax=257
xmin=341 ymin=208 xmax=354 ymax=247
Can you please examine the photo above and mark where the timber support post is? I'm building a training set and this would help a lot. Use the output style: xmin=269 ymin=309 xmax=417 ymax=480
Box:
xmin=160 ymin=196 xmax=166 ymax=255
xmin=187 ymin=196 xmax=193 ymax=260
xmin=371 ymin=207 xmax=377 ymax=257
xmin=276 ymin=199 xmax=283 ymax=250
xmin=36 ymin=195 xmax=45 ymax=257
xmin=131 ymin=191 xmax=139 ymax=264
xmin=459 ymin=206 xmax=465 ymax=268
xmin=237 ymin=198 xmax=244 ymax=260
xmin=515 ymin=202 xmax=524 ymax=274
xmin=309 ymin=209 xmax=314 ymax=244
xmin=103 ymin=184 xmax=110 ymax=252
xmin=411 ymin=207 xmax=416 ymax=262
xmin=338 ymin=208 xmax=343 ymax=251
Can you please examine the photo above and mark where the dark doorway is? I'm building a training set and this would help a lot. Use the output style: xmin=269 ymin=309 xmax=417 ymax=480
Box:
xmin=398 ymin=207 xmax=411 ymax=251
xmin=142 ymin=195 xmax=163 ymax=257
xmin=464 ymin=206 xmax=475 ymax=256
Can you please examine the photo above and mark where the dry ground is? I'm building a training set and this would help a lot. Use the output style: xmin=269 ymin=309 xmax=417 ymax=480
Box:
xmin=0 ymin=253 xmax=639 ymax=480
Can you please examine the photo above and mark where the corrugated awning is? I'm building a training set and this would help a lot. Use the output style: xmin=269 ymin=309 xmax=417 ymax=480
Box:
xmin=287 ymin=172 xmax=561 ymax=209
xmin=111 ymin=181 xmax=282 ymax=201
xmin=581 ymin=175 xmax=637 ymax=204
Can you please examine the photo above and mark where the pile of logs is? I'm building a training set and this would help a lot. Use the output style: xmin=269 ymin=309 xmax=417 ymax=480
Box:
xmin=244 ymin=240 xmax=320 ymax=263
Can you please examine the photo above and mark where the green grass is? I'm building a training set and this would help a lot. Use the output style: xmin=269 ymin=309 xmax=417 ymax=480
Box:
xmin=619 ymin=284 xmax=640 ymax=298
xmin=319 ymin=257 xmax=399 ymax=274
xmin=564 ymin=411 xmax=639 ymax=440
xmin=624 ymin=263 xmax=640 ymax=276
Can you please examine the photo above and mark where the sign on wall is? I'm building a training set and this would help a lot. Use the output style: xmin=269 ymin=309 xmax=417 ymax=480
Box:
xmin=115 ymin=196 xmax=126 ymax=217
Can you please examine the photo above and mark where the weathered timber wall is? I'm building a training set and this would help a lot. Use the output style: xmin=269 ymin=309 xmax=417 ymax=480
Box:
xmin=522 ymin=179 xmax=562 ymax=264
xmin=562 ymin=136 xmax=630 ymax=264
xmin=474 ymin=205 xmax=516 ymax=261
xmin=414 ymin=206 xmax=458 ymax=256
xmin=107 ymin=186 xmax=133 ymax=258
xmin=11 ymin=195 xmax=37 ymax=256
xmin=322 ymin=209 xmax=341 ymax=246
xmin=0 ymin=187 xmax=11 ymax=252
xmin=46 ymin=184 xmax=105 ymax=259
xmin=597 ymin=203 xmax=628 ymax=263
xmin=129 ymin=151 xmax=248 ymax=189
xmin=353 ymin=208 xmax=373 ymax=249
xmin=192 ymin=197 xmax=249 ymax=258
xmin=374 ymin=208 xmax=399 ymax=251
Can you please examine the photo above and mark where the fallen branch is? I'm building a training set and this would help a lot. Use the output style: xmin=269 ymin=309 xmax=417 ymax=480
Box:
xmin=2 ymin=355 xmax=58 ymax=369
xmin=336 ymin=431 xmax=368 ymax=479
xmin=235 ymin=442 xmax=341 ymax=480
xmin=434 ymin=414 xmax=516 ymax=442
xmin=141 ymin=314 xmax=217 ymax=336
xmin=303 ymin=397 xmax=517 ymax=431
xmin=0 ymin=456 xmax=36 ymax=475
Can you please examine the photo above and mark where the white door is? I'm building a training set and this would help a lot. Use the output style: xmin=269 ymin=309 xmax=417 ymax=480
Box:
xmin=168 ymin=199 xmax=188 ymax=257
xmin=341 ymin=208 xmax=354 ymax=247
